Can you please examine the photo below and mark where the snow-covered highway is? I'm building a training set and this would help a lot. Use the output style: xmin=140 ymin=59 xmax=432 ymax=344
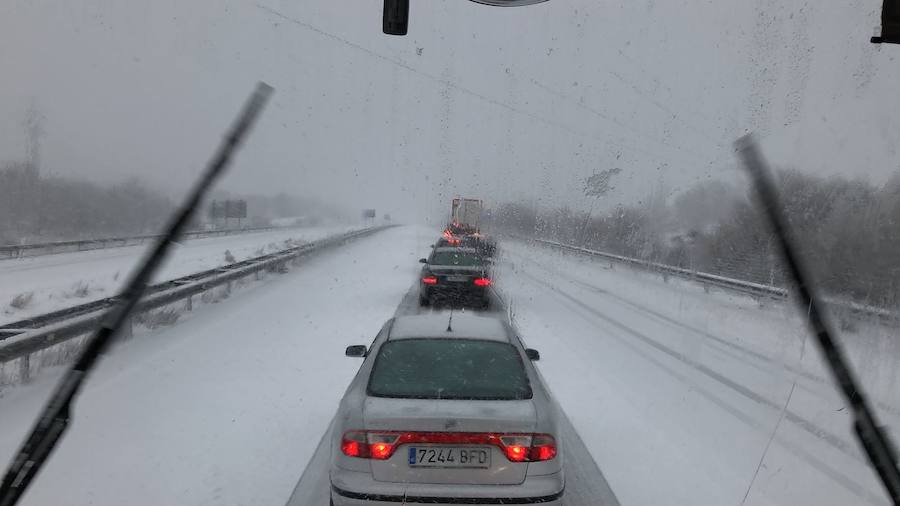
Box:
xmin=0 ymin=226 xmax=894 ymax=505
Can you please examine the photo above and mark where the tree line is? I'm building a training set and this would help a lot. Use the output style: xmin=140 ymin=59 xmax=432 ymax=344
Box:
xmin=0 ymin=162 xmax=174 ymax=244
xmin=0 ymin=162 xmax=348 ymax=245
xmin=488 ymin=170 xmax=900 ymax=309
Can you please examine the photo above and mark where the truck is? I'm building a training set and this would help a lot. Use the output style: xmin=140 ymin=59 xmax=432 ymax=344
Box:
xmin=443 ymin=198 xmax=496 ymax=257
xmin=448 ymin=197 xmax=483 ymax=234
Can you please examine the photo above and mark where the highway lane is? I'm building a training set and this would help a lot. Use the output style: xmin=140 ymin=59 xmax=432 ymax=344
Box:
xmin=285 ymin=284 xmax=620 ymax=506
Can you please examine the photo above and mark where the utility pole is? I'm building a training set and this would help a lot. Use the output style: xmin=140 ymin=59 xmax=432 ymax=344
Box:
xmin=22 ymin=102 xmax=45 ymax=178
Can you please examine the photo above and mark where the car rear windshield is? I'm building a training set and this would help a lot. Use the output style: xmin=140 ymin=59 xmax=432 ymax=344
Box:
xmin=429 ymin=251 xmax=483 ymax=267
xmin=368 ymin=339 xmax=532 ymax=400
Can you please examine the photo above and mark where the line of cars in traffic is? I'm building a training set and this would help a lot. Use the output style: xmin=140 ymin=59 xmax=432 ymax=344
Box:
xmin=417 ymin=228 xmax=498 ymax=309
xmin=328 ymin=219 xmax=566 ymax=505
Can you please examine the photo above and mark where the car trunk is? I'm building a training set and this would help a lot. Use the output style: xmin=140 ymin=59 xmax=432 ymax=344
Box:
xmin=429 ymin=265 xmax=483 ymax=281
xmin=427 ymin=266 xmax=486 ymax=305
xmin=363 ymin=396 xmax=535 ymax=485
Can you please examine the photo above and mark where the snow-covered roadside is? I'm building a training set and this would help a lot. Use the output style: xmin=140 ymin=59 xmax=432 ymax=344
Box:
xmin=0 ymin=225 xmax=359 ymax=325
xmin=0 ymin=225 xmax=435 ymax=506
xmin=499 ymin=240 xmax=893 ymax=506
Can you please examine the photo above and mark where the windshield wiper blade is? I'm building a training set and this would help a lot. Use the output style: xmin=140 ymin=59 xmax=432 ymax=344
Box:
xmin=0 ymin=82 xmax=274 ymax=506
xmin=735 ymin=135 xmax=900 ymax=505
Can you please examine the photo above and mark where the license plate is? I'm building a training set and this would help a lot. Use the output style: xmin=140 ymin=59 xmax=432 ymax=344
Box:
xmin=446 ymin=275 xmax=469 ymax=282
xmin=408 ymin=447 xmax=491 ymax=468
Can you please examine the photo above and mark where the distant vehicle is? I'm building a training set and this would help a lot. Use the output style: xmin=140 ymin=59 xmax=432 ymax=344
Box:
xmin=418 ymin=247 xmax=492 ymax=308
xmin=449 ymin=197 xmax=483 ymax=234
xmin=434 ymin=234 xmax=497 ymax=258
xmin=333 ymin=314 xmax=563 ymax=506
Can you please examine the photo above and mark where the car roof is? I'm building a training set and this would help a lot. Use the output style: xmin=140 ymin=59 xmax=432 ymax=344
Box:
xmin=389 ymin=314 xmax=511 ymax=342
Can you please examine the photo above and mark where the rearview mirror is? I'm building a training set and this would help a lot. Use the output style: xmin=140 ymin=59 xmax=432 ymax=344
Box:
xmin=418 ymin=258 xmax=427 ymax=263
xmin=471 ymin=0 xmax=550 ymax=5
xmin=345 ymin=345 xmax=367 ymax=357
xmin=383 ymin=0 xmax=549 ymax=36
xmin=525 ymin=348 xmax=540 ymax=361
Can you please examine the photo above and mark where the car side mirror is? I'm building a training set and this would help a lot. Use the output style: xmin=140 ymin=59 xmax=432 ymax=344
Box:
xmin=418 ymin=258 xmax=427 ymax=263
xmin=345 ymin=345 xmax=367 ymax=357
xmin=525 ymin=348 xmax=540 ymax=361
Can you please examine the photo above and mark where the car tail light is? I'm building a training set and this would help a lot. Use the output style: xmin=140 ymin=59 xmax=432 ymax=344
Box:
xmin=367 ymin=433 xmax=401 ymax=460
xmin=499 ymin=435 xmax=531 ymax=462
xmin=341 ymin=431 xmax=400 ymax=460
xmin=529 ymin=434 xmax=558 ymax=461
xmin=422 ymin=276 xmax=438 ymax=285
xmin=341 ymin=430 xmax=369 ymax=458
xmin=473 ymin=277 xmax=492 ymax=287
xmin=340 ymin=431 xmax=556 ymax=462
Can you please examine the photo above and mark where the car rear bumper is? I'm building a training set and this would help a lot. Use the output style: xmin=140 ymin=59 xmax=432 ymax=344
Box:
xmin=331 ymin=468 xmax=564 ymax=505
xmin=421 ymin=286 xmax=489 ymax=306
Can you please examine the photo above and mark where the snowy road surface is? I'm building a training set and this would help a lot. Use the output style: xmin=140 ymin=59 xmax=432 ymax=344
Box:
xmin=0 ymin=224 xmax=356 ymax=325
xmin=0 ymin=226 xmax=893 ymax=505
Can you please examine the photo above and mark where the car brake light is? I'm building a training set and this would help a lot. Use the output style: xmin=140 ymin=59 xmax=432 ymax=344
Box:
xmin=341 ymin=431 xmax=400 ymax=460
xmin=341 ymin=430 xmax=369 ymax=458
xmin=422 ymin=276 xmax=438 ymax=285
xmin=367 ymin=433 xmax=400 ymax=460
xmin=340 ymin=431 xmax=557 ymax=462
xmin=506 ymin=445 xmax=528 ymax=462
xmin=473 ymin=277 xmax=491 ymax=287
xmin=529 ymin=434 xmax=558 ymax=461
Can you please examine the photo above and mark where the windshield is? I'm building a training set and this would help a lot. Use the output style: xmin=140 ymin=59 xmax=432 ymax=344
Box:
xmin=429 ymin=250 xmax=484 ymax=266
xmin=1 ymin=2 xmax=898 ymax=506
xmin=368 ymin=338 xmax=532 ymax=400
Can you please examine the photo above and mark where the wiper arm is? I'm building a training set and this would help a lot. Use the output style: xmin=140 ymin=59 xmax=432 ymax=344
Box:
xmin=0 ymin=82 xmax=274 ymax=506
xmin=735 ymin=135 xmax=900 ymax=505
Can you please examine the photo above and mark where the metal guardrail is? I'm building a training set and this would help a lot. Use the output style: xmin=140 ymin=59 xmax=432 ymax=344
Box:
xmin=521 ymin=237 xmax=898 ymax=321
xmin=0 ymin=225 xmax=300 ymax=259
xmin=0 ymin=226 xmax=393 ymax=374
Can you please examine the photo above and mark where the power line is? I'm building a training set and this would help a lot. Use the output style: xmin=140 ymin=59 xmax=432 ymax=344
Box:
xmin=255 ymin=4 xmax=724 ymax=170
xmin=525 ymin=75 xmax=715 ymax=160
xmin=612 ymin=47 xmax=728 ymax=142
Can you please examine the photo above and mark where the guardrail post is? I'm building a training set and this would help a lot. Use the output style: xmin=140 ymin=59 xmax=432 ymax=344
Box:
xmin=122 ymin=316 xmax=133 ymax=340
xmin=185 ymin=295 xmax=193 ymax=312
xmin=19 ymin=353 xmax=31 ymax=383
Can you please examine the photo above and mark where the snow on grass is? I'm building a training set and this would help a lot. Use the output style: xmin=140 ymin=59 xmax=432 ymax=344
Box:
xmin=0 ymin=225 xmax=358 ymax=325
xmin=7 ymin=291 xmax=34 ymax=310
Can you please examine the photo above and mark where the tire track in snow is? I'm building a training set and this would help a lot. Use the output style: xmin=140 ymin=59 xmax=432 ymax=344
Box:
xmin=515 ymin=246 xmax=900 ymax=421
xmin=518 ymin=270 xmax=889 ymax=506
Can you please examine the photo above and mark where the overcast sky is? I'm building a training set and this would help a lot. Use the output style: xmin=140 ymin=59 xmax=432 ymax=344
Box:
xmin=1 ymin=0 xmax=897 ymax=223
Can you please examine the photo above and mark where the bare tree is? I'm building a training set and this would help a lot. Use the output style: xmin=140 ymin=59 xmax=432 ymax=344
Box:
xmin=579 ymin=167 xmax=622 ymax=243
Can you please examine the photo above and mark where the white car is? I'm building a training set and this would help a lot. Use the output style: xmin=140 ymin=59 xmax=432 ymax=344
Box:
xmin=330 ymin=313 xmax=564 ymax=505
